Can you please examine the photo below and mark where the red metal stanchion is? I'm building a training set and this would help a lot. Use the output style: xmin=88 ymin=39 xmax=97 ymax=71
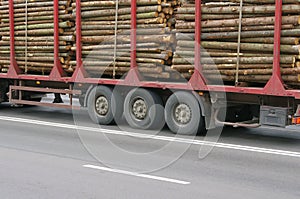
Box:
xmin=272 ymin=0 xmax=283 ymax=80
xmin=194 ymin=0 xmax=202 ymax=74
xmin=72 ymin=0 xmax=87 ymax=82
xmin=124 ymin=0 xmax=141 ymax=85
xmin=189 ymin=0 xmax=207 ymax=90
xmin=130 ymin=0 xmax=137 ymax=70
xmin=264 ymin=0 xmax=285 ymax=95
xmin=50 ymin=0 xmax=66 ymax=79
xmin=7 ymin=0 xmax=21 ymax=77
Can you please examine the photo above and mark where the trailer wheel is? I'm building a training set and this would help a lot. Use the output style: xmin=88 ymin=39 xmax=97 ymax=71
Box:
xmin=87 ymin=86 xmax=123 ymax=125
xmin=165 ymin=91 xmax=205 ymax=135
xmin=124 ymin=88 xmax=164 ymax=130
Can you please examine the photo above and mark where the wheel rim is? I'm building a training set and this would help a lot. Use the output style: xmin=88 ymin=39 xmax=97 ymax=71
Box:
xmin=173 ymin=103 xmax=192 ymax=125
xmin=95 ymin=96 xmax=109 ymax=116
xmin=131 ymin=97 xmax=148 ymax=120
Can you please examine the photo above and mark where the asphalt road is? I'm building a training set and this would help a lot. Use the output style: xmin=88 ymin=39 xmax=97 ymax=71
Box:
xmin=0 ymin=96 xmax=300 ymax=199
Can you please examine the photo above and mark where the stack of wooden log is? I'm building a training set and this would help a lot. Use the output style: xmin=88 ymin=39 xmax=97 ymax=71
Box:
xmin=1 ymin=0 xmax=299 ymax=86
xmin=0 ymin=0 xmax=75 ymax=75
xmin=172 ymin=0 xmax=300 ymax=86
xmin=69 ymin=0 xmax=177 ymax=79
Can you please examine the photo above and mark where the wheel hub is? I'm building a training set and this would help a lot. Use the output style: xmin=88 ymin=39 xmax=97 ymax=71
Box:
xmin=132 ymin=98 xmax=147 ymax=120
xmin=95 ymin=96 xmax=109 ymax=116
xmin=174 ymin=103 xmax=192 ymax=125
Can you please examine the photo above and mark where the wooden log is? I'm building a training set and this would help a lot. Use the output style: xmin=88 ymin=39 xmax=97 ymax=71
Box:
xmin=0 ymin=21 xmax=72 ymax=31
xmin=175 ymin=15 xmax=300 ymax=29
xmin=0 ymin=40 xmax=67 ymax=46
xmin=81 ymin=48 xmax=167 ymax=56
xmin=80 ymin=6 xmax=162 ymax=18
xmin=172 ymin=56 xmax=296 ymax=65
xmin=70 ymin=56 xmax=165 ymax=65
xmin=228 ymin=0 xmax=300 ymax=4
xmin=0 ymin=6 xmax=66 ymax=15
xmin=1 ymin=29 xmax=64 ymax=36
xmin=176 ymin=4 xmax=300 ymax=15
xmin=1 ymin=35 xmax=75 ymax=42
xmin=0 ymin=59 xmax=53 ymax=68
xmin=1 ymin=10 xmax=67 ymax=19
xmin=80 ymin=12 xmax=159 ymax=21
xmin=80 ymin=34 xmax=174 ymax=43
xmin=175 ymin=50 xmax=275 ymax=57
xmin=81 ymin=23 xmax=166 ymax=30
xmin=84 ymin=66 xmax=163 ymax=73
xmin=201 ymin=24 xmax=295 ymax=33
xmin=0 ymin=45 xmax=69 ymax=51
xmin=240 ymin=37 xmax=299 ymax=45
xmin=72 ymin=0 xmax=162 ymax=8
xmin=201 ymin=63 xmax=294 ymax=69
xmin=203 ymin=68 xmax=300 ymax=75
xmin=177 ymin=40 xmax=300 ymax=54
xmin=0 ymin=1 xmax=69 ymax=9
xmin=0 ymin=14 xmax=72 ymax=23
xmin=82 ymin=51 xmax=169 ymax=60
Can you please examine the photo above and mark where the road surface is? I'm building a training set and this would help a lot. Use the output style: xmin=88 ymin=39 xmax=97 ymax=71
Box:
xmin=0 ymin=96 xmax=299 ymax=199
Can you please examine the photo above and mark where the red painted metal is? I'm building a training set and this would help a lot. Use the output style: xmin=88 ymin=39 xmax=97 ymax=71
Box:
xmin=72 ymin=0 xmax=88 ymax=82
xmin=0 ymin=74 xmax=71 ymax=82
xmin=50 ymin=0 xmax=66 ymax=79
xmin=189 ymin=0 xmax=207 ymax=90
xmin=11 ymin=99 xmax=81 ymax=109
xmin=194 ymin=0 xmax=202 ymax=73
xmin=124 ymin=0 xmax=141 ymax=85
xmin=1 ymin=0 xmax=300 ymax=100
xmin=213 ymin=85 xmax=300 ymax=99
xmin=130 ymin=0 xmax=137 ymax=70
xmin=7 ymin=0 xmax=21 ymax=78
xmin=272 ymin=0 xmax=283 ymax=80
xmin=10 ymin=86 xmax=81 ymax=95
xmin=263 ymin=0 xmax=285 ymax=95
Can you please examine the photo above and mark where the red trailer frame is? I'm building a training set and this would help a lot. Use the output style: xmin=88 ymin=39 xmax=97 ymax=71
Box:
xmin=2 ymin=0 xmax=300 ymax=99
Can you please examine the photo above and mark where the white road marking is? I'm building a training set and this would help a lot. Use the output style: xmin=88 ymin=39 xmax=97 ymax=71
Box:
xmin=83 ymin=164 xmax=190 ymax=185
xmin=0 ymin=115 xmax=300 ymax=158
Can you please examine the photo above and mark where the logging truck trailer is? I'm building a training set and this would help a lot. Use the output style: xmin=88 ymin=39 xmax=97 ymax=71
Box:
xmin=0 ymin=0 xmax=300 ymax=135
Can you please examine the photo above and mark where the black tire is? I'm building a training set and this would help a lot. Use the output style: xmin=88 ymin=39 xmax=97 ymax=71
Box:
xmin=165 ymin=91 xmax=206 ymax=135
xmin=124 ymin=88 xmax=165 ymax=130
xmin=87 ymin=86 xmax=123 ymax=125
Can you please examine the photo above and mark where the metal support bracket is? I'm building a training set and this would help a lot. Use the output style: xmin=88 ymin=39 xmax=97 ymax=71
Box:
xmin=9 ymin=85 xmax=81 ymax=109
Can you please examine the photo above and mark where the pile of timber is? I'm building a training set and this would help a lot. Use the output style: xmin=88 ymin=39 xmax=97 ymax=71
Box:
xmin=1 ymin=0 xmax=299 ymax=86
xmin=173 ymin=0 xmax=300 ymax=86
xmin=0 ymin=0 xmax=74 ymax=75
xmin=69 ymin=0 xmax=177 ymax=79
